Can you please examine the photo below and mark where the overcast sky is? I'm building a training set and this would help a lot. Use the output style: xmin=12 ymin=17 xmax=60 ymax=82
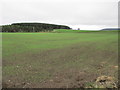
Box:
xmin=0 ymin=0 xmax=119 ymax=30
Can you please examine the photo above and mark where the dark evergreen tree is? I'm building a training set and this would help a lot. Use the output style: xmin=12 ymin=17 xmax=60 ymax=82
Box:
xmin=2 ymin=23 xmax=70 ymax=32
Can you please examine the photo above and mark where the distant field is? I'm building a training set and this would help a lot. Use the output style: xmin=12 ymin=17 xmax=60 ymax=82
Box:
xmin=2 ymin=30 xmax=118 ymax=88
xmin=53 ymin=29 xmax=118 ymax=33
xmin=53 ymin=29 xmax=99 ymax=33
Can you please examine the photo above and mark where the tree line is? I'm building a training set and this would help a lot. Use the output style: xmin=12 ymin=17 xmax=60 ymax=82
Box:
xmin=1 ymin=23 xmax=70 ymax=32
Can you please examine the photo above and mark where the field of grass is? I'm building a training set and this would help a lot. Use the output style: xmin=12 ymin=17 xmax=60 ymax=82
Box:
xmin=53 ymin=29 xmax=119 ymax=33
xmin=2 ymin=30 xmax=118 ymax=88
xmin=53 ymin=29 xmax=99 ymax=33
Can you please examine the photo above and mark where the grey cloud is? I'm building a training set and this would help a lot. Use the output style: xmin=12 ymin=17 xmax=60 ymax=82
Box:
xmin=1 ymin=0 xmax=118 ymax=29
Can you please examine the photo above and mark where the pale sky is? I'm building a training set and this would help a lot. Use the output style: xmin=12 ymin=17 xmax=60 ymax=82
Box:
xmin=0 ymin=0 xmax=119 ymax=30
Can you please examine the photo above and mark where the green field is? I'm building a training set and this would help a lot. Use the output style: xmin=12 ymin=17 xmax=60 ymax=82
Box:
xmin=53 ymin=29 xmax=98 ymax=33
xmin=2 ymin=30 xmax=118 ymax=88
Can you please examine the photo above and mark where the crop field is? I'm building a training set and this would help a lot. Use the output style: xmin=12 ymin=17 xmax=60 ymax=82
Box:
xmin=2 ymin=30 xmax=118 ymax=88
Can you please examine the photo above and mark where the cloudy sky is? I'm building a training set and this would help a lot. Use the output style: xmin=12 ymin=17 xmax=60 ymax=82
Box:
xmin=0 ymin=0 xmax=119 ymax=30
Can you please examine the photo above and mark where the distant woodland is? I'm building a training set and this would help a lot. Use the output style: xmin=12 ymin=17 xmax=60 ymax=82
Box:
xmin=1 ymin=23 xmax=70 ymax=32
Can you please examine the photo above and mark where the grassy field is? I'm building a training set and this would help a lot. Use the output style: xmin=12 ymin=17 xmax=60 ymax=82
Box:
xmin=53 ymin=29 xmax=97 ymax=33
xmin=2 ymin=30 xmax=118 ymax=88
xmin=53 ymin=29 xmax=118 ymax=33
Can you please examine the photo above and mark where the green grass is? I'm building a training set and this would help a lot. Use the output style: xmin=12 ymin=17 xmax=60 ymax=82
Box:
xmin=53 ymin=29 xmax=119 ymax=33
xmin=2 ymin=30 xmax=118 ymax=88
xmin=53 ymin=29 xmax=99 ymax=33
xmin=3 ymin=31 xmax=117 ymax=57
